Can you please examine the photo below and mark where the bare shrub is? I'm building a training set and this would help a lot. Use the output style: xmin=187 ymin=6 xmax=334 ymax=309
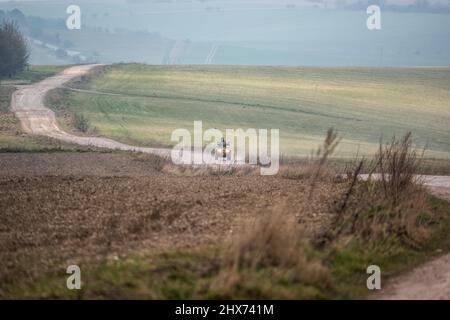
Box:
xmin=73 ymin=113 xmax=89 ymax=133
xmin=376 ymin=132 xmax=423 ymax=206
xmin=211 ymin=205 xmax=332 ymax=297
xmin=338 ymin=159 xmax=364 ymax=213
xmin=327 ymin=133 xmax=429 ymax=247
xmin=309 ymin=128 xmax=341 ymax=198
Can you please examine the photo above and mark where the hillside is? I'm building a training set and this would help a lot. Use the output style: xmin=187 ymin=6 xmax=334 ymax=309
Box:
xmin=53 ymin=64 xmax=450 ymax=158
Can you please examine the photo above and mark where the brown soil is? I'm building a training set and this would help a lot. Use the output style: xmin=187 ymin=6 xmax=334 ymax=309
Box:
xmin=0 ymin=153 xmax=165 ymax=177
xmin=0 ymin=153 xmax=338 ymax=297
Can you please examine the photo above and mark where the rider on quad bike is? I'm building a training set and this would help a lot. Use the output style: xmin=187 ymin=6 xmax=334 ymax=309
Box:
xmin=215 ymin=137 xmax=231 ymax=161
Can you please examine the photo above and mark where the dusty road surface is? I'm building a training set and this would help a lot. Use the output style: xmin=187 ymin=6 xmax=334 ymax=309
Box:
xmin=375 ymin=250 xmax=450 ymax=300
xmin=359 ymin=174 xmax=450 ymax=189
xmin=11 ymin=64 xmax=170 ymax=157
xmin=375 ymin=187 xmax=450 ymax=300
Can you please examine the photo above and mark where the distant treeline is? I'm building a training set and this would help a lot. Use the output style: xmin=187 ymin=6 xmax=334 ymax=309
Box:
xmin=342 ymin=0 xmax=450 ymax=13
xmin=0 ymin=8 xmax=167 ymax=65
xmin=0 ymin=8 xmax=82 ymax=64
xmin=0 ymin=20 xmax=29 ymax=78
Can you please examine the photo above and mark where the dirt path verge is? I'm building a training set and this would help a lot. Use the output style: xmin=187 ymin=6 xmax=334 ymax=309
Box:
xmin=375 ymin=187 xmax=450 ymax=300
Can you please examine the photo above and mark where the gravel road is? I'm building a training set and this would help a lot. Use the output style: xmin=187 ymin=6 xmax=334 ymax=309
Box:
xmin=11 ymin=64 xmax=170 ymax=157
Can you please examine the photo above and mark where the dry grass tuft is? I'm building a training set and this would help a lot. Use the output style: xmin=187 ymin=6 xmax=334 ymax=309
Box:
xmin=211 ymin=205 xmax=332 ymax=297
xmin=308 ymin=128 xmax=341 ymax=198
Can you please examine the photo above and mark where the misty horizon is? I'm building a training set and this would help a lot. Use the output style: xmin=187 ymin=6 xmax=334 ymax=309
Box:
xmin=1 ymin=0 xmax=450 ymax=66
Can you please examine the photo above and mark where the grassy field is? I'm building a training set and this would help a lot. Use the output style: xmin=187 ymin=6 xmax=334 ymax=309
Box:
xmin=1 ymin=65 xmax=65 ymax=85
xmin=59 ymin=64 xmax=450 ymax=158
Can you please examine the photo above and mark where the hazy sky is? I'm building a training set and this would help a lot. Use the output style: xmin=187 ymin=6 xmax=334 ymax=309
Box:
xmin=2 ymin=0 xmax=450 ymax=66
xmin=1 ymin=0 xmax=450 ymax=7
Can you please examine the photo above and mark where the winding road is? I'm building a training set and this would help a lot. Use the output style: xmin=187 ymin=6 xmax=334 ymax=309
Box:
xmin=11 ymin=64 xmax=170 ymax=157
xmin=9 ymin=64 xmax=450 ymax=299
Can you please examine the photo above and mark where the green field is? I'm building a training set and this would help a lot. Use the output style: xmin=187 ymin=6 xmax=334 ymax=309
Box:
xmin=1 ymin=65 xmax=65 ymax=85
xmin=60 ymin=64 xmax=450 ymax=157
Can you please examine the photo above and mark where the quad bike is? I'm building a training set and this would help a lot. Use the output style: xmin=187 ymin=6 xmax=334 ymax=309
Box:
xmin=215 ymin=138 xmax=232 ymax=161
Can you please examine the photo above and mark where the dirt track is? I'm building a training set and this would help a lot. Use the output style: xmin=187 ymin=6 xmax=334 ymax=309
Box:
xmin=11 ymin=64 xmax=170 ymax=157
xmin=375 ymin=250 xmax=450 ymax=300
xmin=375 ymin=187 xmax=450 ymax=300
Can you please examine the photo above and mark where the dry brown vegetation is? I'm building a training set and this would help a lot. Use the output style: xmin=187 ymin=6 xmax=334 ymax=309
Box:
xmin=0 ymin=131 xmax=449 ymax=299
xmin=279 ymin=131 xmax=433 ymax=248
xmin=0 ymin=86 xmax=20 ymax=135
xmin=0 ymin=152 xmax=340 ymax=298
xmin=208 ymin=132 xmax=449 ymax=299
xmin=279 ymin=129 xmax=345 ymax=187
xmin=211 ymin=205 xmax=333 ymax=298
xmin=325 ymin=133 xmax=430 ymax=247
